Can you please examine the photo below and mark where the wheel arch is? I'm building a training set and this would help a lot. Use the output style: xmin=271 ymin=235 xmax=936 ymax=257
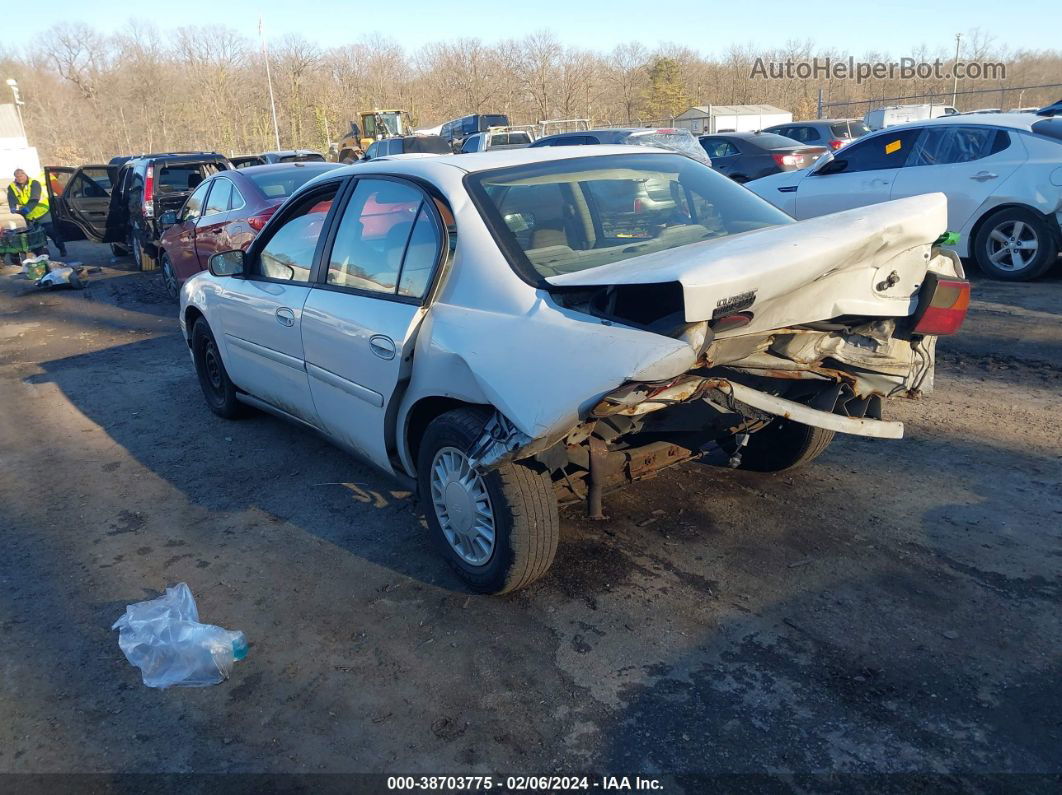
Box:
xmin=400 ymin=396 xmax=493 ymax=478
xmin=967 ymin=202 xmax=1062 ymax=258
xmin=183 ymin=305 xmax=205 ymax=346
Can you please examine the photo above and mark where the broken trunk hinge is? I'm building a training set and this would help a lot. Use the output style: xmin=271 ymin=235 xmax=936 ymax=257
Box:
xmin=587 ymin=436 xmax=609 ymax=521
xmin=467 ymin=411 xmax=532 ymax=470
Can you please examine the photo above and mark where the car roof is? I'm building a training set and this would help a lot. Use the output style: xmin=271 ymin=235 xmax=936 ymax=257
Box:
xmin=328 ymin=144 xmax=679 ymax=177
xmin=872 ymin=113 xmax=1051 ymax=134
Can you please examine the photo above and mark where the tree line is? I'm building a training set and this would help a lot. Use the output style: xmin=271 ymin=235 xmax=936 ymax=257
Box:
xmin=2 ymin=23 xmax=1059 ymax=165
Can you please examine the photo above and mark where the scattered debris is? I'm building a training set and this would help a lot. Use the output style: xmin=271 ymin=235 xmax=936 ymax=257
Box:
xmin=112 ymin=583 xmax=248 ymax=688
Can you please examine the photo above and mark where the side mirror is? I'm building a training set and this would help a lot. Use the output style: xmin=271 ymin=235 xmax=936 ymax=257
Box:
xmin=814 ymin=158 xmax=847 ymax=176
xmin=159 ymin=210 xmax=178 ymax=228
xmin=208 ymin=249 xmax=245 ymax=277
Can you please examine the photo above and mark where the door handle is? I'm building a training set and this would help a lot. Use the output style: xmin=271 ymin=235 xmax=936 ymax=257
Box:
xmin=369 ymin=335 xmax=396 ymax=360
xmin=275 ymin=307 xmax=295 ymax=327
xmin=971 ymin=171 xmax=998 ymax=181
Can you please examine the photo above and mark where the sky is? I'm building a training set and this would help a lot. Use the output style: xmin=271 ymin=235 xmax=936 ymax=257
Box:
xmin=8 ymin=0 xmax=1061 ymax=56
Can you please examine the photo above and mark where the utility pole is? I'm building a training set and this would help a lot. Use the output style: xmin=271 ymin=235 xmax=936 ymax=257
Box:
xmin=951 ymin=33 xmax=962 ymax=107
xmin=259 ymin=18 xmax=281 ymax=150
xmin=5 ymin=79 xmax=26 ymax=139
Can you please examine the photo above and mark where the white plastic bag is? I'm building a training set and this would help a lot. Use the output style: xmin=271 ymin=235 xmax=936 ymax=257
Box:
xmin=112 ymin=583 xmax=248 ymax=688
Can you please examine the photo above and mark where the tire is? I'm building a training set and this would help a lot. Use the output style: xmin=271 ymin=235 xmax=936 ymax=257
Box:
xmin=973 ymin=207 xmax=1058 ymax=281
xmin=160 ymin=253 xmax=180 ymax=301
xmin=129 ymin=228 xmax=156 ymax=271
xmin=417 ymin=408 xmax=559 ymax=594
xmin=110 ymin=242 xmax=129 ymax=257
xmin=739 ymin=419 xmax=835 ymax=473
xmin=191 ymin=318 xmax=244 ymax=419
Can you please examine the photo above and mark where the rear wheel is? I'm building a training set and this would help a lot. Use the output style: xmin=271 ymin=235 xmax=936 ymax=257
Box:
xmin=974 ymin=207 xmax=1058 ymax=281
xmin=160 ymin=253 xmax=180 ymax=301
xmin=129 ymin=228 xmax=156 ymax=271
xmin=739 ymin=420 xmax=835 ymax=473
xmin=418 ymin=408 xmax=559 ymax=594
xmin=191 ymin=318 xmax=244 ymax=419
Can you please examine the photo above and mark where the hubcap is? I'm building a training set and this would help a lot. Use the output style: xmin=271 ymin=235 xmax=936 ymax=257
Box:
xmin=987 ymin=220 xmax=1039 ymax=272
xmin=429 ymin=447 xmax=495 ymax=566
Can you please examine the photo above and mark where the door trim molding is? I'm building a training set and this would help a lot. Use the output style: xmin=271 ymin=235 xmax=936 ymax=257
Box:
xmin=306 ymin=362 xmax=384 ymax=408
xmin=225 ymin=334 xmax=304 ymax=371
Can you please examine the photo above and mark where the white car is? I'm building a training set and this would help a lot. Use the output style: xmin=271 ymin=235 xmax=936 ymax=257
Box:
xmin=747 ymin=114 xmax=1062 ymax=281
xmin=180 ymin=147 xmax=969 ymax=593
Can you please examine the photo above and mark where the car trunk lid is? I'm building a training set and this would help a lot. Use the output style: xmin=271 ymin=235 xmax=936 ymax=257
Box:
xmin=546 ymin=192 xmax=949 ymax=336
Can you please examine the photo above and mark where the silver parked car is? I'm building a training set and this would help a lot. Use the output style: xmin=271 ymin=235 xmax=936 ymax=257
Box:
xmin=181 ymin=147 xmax=969 ymax=593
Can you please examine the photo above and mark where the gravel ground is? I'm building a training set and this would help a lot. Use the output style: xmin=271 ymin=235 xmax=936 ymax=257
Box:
xmin=1 ymin=242 xmax=1060 ymax=786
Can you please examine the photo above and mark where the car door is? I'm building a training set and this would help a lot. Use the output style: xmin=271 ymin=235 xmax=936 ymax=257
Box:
xmin=889 ymin=126 xmax=1024 ymax=233
xmin=46 ymin=165 xmax=120 ymax=242
xmin=211 ymin=180 xmax=344 ymax=424
xmin=167 ymin=180 xmax=212 ymax=282
xmin=300 ymin=176 xmax=446 ymax=470
xmin=193 ymin=176 xmax=234 ymax=271
xmin=792 ymin=128 xmax=921 ymax=219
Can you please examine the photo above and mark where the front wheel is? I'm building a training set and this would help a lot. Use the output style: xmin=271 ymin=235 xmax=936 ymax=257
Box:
xmin=418 ymin=408 xmax=559 ymax=594
xmin=191 ymin=318 xmax=244 ymax=419
xmin=739 ymin=420 xmax=835 ymax=473
xmin=974 ymin=208 xmax=1058 ymax=281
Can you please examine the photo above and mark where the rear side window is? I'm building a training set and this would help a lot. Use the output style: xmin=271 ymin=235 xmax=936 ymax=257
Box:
xmin=229 ymin=184 xmax=246 ymax=211
xmin=204 ymin=179 xmax=232 ymax=215
xmin=701 ymin=138 xmax=739 ymax=158
xmin=326 ymin=179 xmax=428 ymax=295
xmin=1031 ymin=119 xmax=1062 ymax=142
xmin=907 ymin=126 xmax=1005 ymax=167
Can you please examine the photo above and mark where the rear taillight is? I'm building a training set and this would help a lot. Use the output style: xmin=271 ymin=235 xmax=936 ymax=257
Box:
xmin=248 ymin=206 xmax=279 ymax=232
xmin=772 ymin=153 xmax=804 ymax=168
xmin=912 ymin=274 xmax=971 ymax=335
xmin=143 ymin=165 xmax=154 ymax=219
xmin=828 ymin=139 xmax=845 ymax=150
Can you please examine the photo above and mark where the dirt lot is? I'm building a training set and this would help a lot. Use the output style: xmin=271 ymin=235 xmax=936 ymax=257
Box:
xmin=1 ymin=241 xmax=1060 ymax=784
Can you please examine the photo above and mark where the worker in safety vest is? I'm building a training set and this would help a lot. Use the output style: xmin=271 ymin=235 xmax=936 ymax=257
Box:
xmin=6 ymin=168 xmax=67 ymax=257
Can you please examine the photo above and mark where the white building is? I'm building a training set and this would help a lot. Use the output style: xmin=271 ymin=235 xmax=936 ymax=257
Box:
xmin=1 ymin=103 xmax=41 ymax=189
xmin=674 ymin=104 xmax=792 ymax=135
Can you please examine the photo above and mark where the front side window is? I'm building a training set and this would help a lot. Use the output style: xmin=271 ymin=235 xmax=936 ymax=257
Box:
xmin=257 ymin=185 xmax=338 ymax=283
xmin=468 ymin=152 xmax=792 ymax=280
xmin=179 ymin=181 xmax=212 ymax=222
xmin=816 ymin=129 xmax=921 ymax=174
xmin=326 ymin=179 xmax=438 ymax=296
xmin=204 ymin=179 xmax=232 ymax=215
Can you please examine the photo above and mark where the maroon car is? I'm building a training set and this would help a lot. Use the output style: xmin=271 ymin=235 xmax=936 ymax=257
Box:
xmin=158 ymin=161 xmax=339 ymax=299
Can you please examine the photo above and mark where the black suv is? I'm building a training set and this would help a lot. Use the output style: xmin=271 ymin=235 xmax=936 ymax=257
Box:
xmin=46 ymin=152 xmax=232 ymax=269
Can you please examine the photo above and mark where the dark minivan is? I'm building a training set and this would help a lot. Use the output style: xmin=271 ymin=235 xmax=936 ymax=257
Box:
xmin=46 ymin=151 xmax=232 ymax=270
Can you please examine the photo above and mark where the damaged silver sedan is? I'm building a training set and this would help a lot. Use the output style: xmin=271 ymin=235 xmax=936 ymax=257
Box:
xmin=179 ymin=146 xmax=970 ymax=593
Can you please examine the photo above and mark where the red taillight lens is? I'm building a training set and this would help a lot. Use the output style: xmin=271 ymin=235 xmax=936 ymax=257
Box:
xmin=248 ymin=206 xmax=278 ymax=232
xmin=912 ymin=276 xmax=970 ymax=335
xmin=143 ymin=165 xmax=155 ymax=218
xmin=829 ymin=139 xmax=845 ymax=150
xmin=772 ymin=153 xmax=804 ymax=168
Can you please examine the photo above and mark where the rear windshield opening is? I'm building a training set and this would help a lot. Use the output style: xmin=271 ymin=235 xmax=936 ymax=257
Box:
xmin=467 ymin=153 xmax=792 ymax=282
xmin=248 ymin=165 xmax=336 ymax=199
